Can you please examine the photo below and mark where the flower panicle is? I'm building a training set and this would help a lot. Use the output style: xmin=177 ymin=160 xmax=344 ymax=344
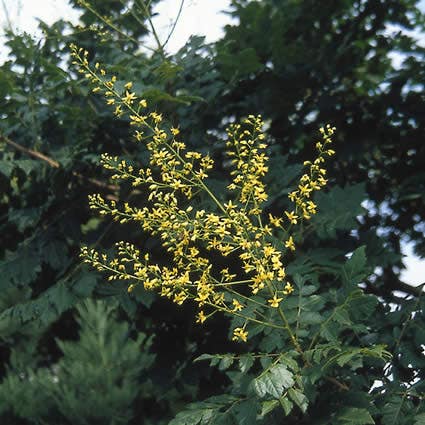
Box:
xmin=225 ymin=115 xmax=269 ymax=216
xmin=74 ymin=45 xmax=336 ymax=342
xmin=284 ymin=123 xmax=336 ymax=224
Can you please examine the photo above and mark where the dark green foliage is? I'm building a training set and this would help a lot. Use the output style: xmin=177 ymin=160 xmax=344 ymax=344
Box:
xmin=0 ymin=0 xmax=424 ymax=423
xmin=0 ymin=300 xmax=155 ymax=424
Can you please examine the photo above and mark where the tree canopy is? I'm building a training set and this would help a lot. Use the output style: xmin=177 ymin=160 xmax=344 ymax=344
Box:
xmin=0 ymin=0 xmax=423 ymax=424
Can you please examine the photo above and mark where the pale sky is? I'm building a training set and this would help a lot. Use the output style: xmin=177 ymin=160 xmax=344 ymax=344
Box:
xmin=0 ymin=0 xmax=235 ymax=58
xmin=0 ymin=0 xmax=424 ymax=288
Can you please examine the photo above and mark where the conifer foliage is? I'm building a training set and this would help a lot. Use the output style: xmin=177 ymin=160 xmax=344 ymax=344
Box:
xmin=0 ymin=300 xmax=155 ymax=423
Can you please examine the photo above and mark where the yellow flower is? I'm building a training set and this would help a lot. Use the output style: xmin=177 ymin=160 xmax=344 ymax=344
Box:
xmin=268 ymin=213 xmax=282 ymax=227
xmin=263 ymin=245 xmax=275 ymax=257
xmin=283 ymin=282 xmax=294 ymax=295
xmin=171 ymin=127 xmax=180 ymax=136
xmin=150 ymin=112 xmax=162 ymax=123
xmin=284 ymin=236 xmax=296 ymax=251
xmin=124 ymin=81 xmax=133 ymax=90
xmin=268 ymin=294 xmax=283 ymax=308
xmin=196 ymin=311 xmax=207 ymax=323
xmin=288 ymin=191 xmax=298 ymax=201
xmin=122 ymin=90 xmax=137 ymax=104
xmin=173 ymin=291 xmax=187 ymax=305
xmin=232 ymin=299 xmax=244 ymax=312
xmin=310 ymin=180 xmax=320 ymax=190
xmin=285 ymin=211 xmax=298 ymax=224
xmin=232 ymin=327 xmax=248 ymax=342
xmin=277 ymin=268 xmax=286 ymax=280
xmin=299 ymin=184 xmax=312 ymax=196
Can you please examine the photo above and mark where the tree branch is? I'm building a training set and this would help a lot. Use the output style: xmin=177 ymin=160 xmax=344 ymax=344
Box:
xmin=1 ymin=133 xmax=118 ymax=192
xmin=1 ymin=133 xmax=60 ymax=168
xmin=324 ymin=376 xmax=350 ymax=391
xmin=366 ymin=277 xmax=424 ymax=298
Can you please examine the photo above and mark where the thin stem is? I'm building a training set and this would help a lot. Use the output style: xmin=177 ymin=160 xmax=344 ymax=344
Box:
xmin=207 ymin=301 xmax=286 ymax=330
xmin=264 ymin=280 xmax=305 ymax=357
xmin=216 ymin=279 xmax=253 ymax=286
xmin=394 ymin=289 xmax=423 ymax=350
xmin=197 ymin=179 xmax=228 ymax=215
xmin=163 ymin=0 xmax=185 ymax=49
xmin=308 ymin=293 xmax=355 ymax=350
xmin=135 ymin=0 xmax=166 ymax=57
xmin=1 ymin=0 xmax=12 ymax=32
xmin=78 ymin=0 xmax=157 ymax=53
xmin=225 ymin=287 xmax=270 ymax=310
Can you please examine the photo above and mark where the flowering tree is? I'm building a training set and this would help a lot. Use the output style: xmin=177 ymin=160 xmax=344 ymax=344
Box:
xmin=0 ymin=0 xmax=423 ymax=424
xmin=71 ymin=45 xmax=396 ymax=424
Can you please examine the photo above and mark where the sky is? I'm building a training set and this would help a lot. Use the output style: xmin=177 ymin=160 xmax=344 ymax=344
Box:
xmin=0 ymin=0 xmax=424 ymax=288
xmin=0 ymin=0 xmax=235 ymax=59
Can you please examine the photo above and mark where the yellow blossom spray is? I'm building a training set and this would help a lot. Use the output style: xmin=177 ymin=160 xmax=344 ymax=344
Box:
xmin=71 ymin=44 xmax=336 ymax=345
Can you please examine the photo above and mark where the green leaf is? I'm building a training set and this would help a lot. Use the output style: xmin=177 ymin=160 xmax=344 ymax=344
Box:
xmin=414 ymin=413 xmax=425 ymax=425
xmin=335 ymin=350 xmax=361 ymax=367
xmin=301 ymin=285 xmax=319 ymax=296
xmin=342 ymin=246 xmax=368 ymax=285
xmin=217 ymin=47 xmax=262 ymax=78
xmin=219 ymin=355 xmax=234 ymax=371
xmin=131 ymin=284 xmax=155 ymax=308
xmin=0 ymin=274 xmax=96 ymax=337
xmin=41 ymin=239 xmax=69 ymax=270
xmin=279 ymin=397 xmax=294 ymax=416
xmin=71 ymin=273 xmax=98 ymax=298
xmin=300 ymin=311 xmax=324 ymax=325
xmin=0 ymin=246 xmax=42 ymax=289
xmin=382 ymin=396 xmax=405 ymax=425
xmin=175 ymin=92 xmax=206 ymax=104
xmin=320 ymin=321 xmax=339 ymax=342
xmin=252 ymin=363 xmax=294 ymax=399
xmin=234 ymin=399 xmax=258 ymax=425
xmin=277 ymin=353 xmax=299 ymax=372
xmin=14 ymin=159 xmax=40 ymax=175
xmin=324 ymin=345 xmax=390 ymax=369
xmin=194 ymin=353 xmax=235 ymax=370
xmin=194 ymin=354 xmax=215 ymax=363
xmin=348 ymin=293 xmax=378 ymax=321
xmin=0 ymin=159 xmax=15 ymax=176
xmin=153 ymin=60 xmax=183 ymax=82
xmin=169 ymin=408 xmax=214 ymax=425
xmin=239 ymin=354 xmax=254 ymax=373
xmin=287 ymin=388 xmax=308 ymax=413
xmin=143 ymin=88 xmax=198 ymax=105
xmin=333 ymin=308 xmax=352 ymax=326
xmin=169 ymin=396 xmax=238 ymax=425
xmin=312 ymin=184 xmax=366 ymax=239
xmin=8 ymin=208 xmax=43 ymax=232
xmin=337 ymin=407 xmax=375 ymax=424
xmin=260 ymin=399 xmax=279 ymax=417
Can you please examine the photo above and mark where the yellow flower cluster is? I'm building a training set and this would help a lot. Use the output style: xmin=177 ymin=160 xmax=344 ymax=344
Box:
xmin=226 ymin=118 xmax=269 ymax=215
xmin=71 ymin=45 xmax=336 ymax=342
xmin=286 ymin=124 xmax=336 ymax=222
